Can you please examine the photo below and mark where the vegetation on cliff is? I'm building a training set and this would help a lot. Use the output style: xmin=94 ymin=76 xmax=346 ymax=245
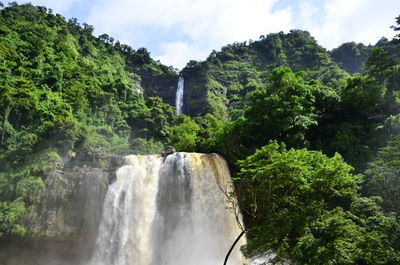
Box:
xmin=173 ymin=14 xmax=400 ymax=264
xmin=1 ymin=2 xmax=400 ymax=264
xmin=0 ymin=2 xmax=178 ymax=238
xmin=237 ymin=142 xmax=400 ymax=264
xmin=179 ymin=30 xmax=348 ymax=119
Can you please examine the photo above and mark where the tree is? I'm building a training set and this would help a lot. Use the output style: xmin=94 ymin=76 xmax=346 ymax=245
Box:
xmin=341 ymin=75 xmax=387 ymax=116
xmin=82 ymin=23 xmax=94 ymax=36
xmin=98 ymin=33 xmax=114 ymax=45
xmin=235 ymin=141 xmax=399 ymax=264
xmin=363 ymin=47 xmax=398 ymax=82
xmin=365 ymin=136 xmax=400 ymax=218
xmin=133 ymin=47 xmax=151 ymax=64
xmin=169 ymin=115 xmax=200 ymax=151
xmin=243 ymin=67 xmax=318 ymax=149
xmin=195 ymin=113 xmax=225 ymax=151
xmin=330 ymin=42 xmax=370 ymax=74
xmin=0 ymin=2 xmax=181 ymax=238
xmin=391 ymin=14 xmax=400 ymax=41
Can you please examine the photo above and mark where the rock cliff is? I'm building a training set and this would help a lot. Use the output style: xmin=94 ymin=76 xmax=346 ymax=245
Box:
xmin=0 ymin=153 xmax=125 ymax=265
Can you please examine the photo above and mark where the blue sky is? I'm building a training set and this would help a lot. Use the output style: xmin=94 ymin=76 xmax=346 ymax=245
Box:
xmin=13 ymin=0 xmax=400 ymax=69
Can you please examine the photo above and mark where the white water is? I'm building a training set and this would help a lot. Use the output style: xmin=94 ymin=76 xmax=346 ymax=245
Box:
xmin=175 ymin=76 xmax=184 ymax=115
xmin=88 ymin=153 xmax=246 ymax=265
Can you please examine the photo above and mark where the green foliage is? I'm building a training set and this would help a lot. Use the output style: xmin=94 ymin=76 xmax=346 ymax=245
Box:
xmin=195 ymin=113 xmax=225 ymax=151
xmin=199 ymin=67 xmax=324 ymax=165
xmin=331 ymin=42 xmax=371 ymax=74
xmin=130 ymin=138 xmax=164 ymax=154
xmin=16 ymin=177 xmax=44 ymax=204
xmin=331 ymin=37 xmax=400 ymax=75
xmin=391 ymin=14 xmax=400 ymax=41
xmin=309 ymin=57 xmax=400 ymax=171
xmin=341 ymin=75 xmax=387 ymax=114
xmin=182 ymin=30 xmax=347 ymax=120
xmin=0 ymin=199 xmax=26 ymax=237
xmin=236 ymin=141 xmax=400 ymax=264
xmin=169 ymin=115 xmax=200 ymax=151
xmin=185 ymin=22 xmax=400 ymax=263
xmin=365 ymin=136 xmax=400 ymax=217
xmin=363 ymin=47 xmax=399 ymax=81
xmin=119 ymin=44 xmax=179 ymax=107
xmin=180 ymin=60 xmax=210 ymax=117
xmin=243 ymin=68 xmax=319 ymax=148
xmin=1 ymin=4 xmax=400 ymax=262
xmin=0 ymin=3 xmax=179 ymax=238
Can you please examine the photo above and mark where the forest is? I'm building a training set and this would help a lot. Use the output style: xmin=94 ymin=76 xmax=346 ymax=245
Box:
xmin=1 ymin=2 xmax=400 ymax=264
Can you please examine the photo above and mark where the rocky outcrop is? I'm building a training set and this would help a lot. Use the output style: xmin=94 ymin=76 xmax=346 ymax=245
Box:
xmin=0 ymin=152 xmax=125 ymax=265
xmin=181 ymin=61 xmax=210 ymax=116
xmin=162 ymin=146 xmax=176 ymax=157
xmin=134 ymin=68 xmax=179 ymax=106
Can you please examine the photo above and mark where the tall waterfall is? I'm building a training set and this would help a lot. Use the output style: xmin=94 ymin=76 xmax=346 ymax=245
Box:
xmin=175 ymin=76 xmax=184 ymax=115
xmin=88 ymin=153 xmax=246 ymax=265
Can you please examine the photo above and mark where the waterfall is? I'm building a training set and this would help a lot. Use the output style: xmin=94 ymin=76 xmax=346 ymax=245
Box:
xmin=175 ymin=76 xmax=184 ymax=115
xmin=88 ymin=153 xmax=246 ymax=265
xmin=88 ymin=156 xmax=162 ymax=265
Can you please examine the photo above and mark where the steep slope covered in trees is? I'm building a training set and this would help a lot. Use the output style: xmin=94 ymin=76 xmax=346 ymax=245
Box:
xmin=0 ymin=3 xmax=179 ymax=239
xmin=1 ymin=3 xmax=400 ymax=265
xmin=331 ymin=38 xmax=400 ymax=74
xmin=176 ymin=28 xmax=400 ymax=173
xmin=180 ymin=30 xmax=348 ymax=120
xmin=169 ymin=15 xmax=400 ymax=263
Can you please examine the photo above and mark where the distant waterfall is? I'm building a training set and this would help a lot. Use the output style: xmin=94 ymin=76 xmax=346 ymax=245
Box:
xmin=175 ymin=77 xmax=184 ymax=115
xmin=88 ymin=153 xmax=245 ymax=265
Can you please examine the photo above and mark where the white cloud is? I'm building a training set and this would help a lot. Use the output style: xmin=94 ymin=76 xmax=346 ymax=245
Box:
xmin=299 ymin=0 xmax=400 ymax=49
xmin=155 ymin=41 xmax=208 ymax=69
xmin=297 ymin=1 xmax=319 ymax=29
xmin=86 ymin=0 xmax=295 ymax=68
xmin=180 ymin=0 xmax=293 ymax=45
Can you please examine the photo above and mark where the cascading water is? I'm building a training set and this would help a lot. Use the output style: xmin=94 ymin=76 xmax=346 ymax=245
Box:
xmin=88 ymin=152 xmax=246 ymax=265
xmin=175 ymin=76 xmax=184 ymax=115
xmin=88 ymin=156 xmax=162 ymax=265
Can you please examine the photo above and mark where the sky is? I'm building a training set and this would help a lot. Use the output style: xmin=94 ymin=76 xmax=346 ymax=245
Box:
xmin=13 ymin=0 xmax=400 ymax=69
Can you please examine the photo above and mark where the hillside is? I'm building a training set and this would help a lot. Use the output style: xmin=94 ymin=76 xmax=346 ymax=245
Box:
xmin=331 ymin=38 xmax=400 ymax=74
xmin=0 ymin=3 xmax=180 ymax=158
xmin=1 ymin=3 xmax=400 ymax=265
xmin=0 ymin=3 xmax=180 ymax=241
xmin=179 ymin=30 xmax=348 ymax=120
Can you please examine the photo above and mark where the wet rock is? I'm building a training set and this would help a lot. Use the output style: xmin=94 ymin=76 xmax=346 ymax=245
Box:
xmin=162 ymin=146 xmax=176 ymax=157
